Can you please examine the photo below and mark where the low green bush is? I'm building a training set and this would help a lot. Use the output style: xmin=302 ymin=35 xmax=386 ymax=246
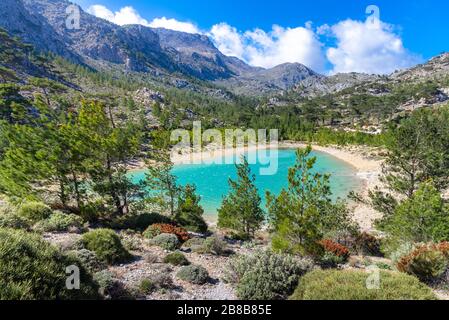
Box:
xmin=164 ymin=251 xmax=190 ymax=266
xmin=0 ymin=228 xmax=99 ymax=300
xmin=198 ymin=236 xmax=229 ymax=256
xmin=0 ymin=213 xmax=30 ymax=229
xmin=224 ymin=250 xmax=313 ymax=300
xmin=93 ymin=270 xmax=134 ymax=300
xmin=68 ymin=249 xmax=106 ymax=273
xmin=290 ymin=269 xmax=437 ymax=300
xmin=34 ymin=212 xmax=84 ymax=233
xmin=139 ymin=279 xmax=156 ymax=295
xmin=82 ymin=229 xmax=132 ymax=265
xmin=17 ymin=202 xmax=52 ymax=223
xmin=149 ymin=233 xmax=180 ymax=251
xmin=319 ymin=252 xmax=347 ymax=268
xmin=143 ymin=224 xmax=162 ymax=239
xmin=182 ymin=237 xmax=205 ymax=251
xmin=177 ymin=265 xmax=209 ymax=284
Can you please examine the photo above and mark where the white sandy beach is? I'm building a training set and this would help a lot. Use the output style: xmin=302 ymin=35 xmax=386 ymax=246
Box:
xmin=168 ymin=142 xmax=384 ymax=231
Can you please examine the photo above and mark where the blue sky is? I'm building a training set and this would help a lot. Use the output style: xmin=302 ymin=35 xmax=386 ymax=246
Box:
xmin=73 ymin=0 xmax=449 ymax=74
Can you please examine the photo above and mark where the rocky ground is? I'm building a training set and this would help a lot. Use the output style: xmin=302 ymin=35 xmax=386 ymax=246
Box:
xmin=44 ymin=230 xmax=268 ymax=300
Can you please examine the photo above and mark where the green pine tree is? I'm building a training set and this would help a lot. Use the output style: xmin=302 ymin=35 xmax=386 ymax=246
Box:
xmin=218 ymin=156 xmax=264 ymax=240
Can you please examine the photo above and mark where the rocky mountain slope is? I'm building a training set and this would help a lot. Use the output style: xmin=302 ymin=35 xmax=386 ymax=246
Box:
xmin=0 ymin=0 xmax=327 ymax=95
xmin=1 ymin=0 xmax=448 ymax=100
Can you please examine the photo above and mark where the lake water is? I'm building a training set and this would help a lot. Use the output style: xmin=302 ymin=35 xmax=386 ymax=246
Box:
xmin=130 ymin=149 xmax=362 ymax=216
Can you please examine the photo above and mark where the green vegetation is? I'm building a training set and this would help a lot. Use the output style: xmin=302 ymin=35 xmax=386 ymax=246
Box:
xmin=34 ymin=211 xmax=84 ymax=233
xmin=0 ymin=212 xmax=30 ymax=229
xmin=163 ymin=251 xmax=190 ymax=266
xmin=225 ymin=250 xmax=313 ymax=300
xmin=82 ymin=229 xmax=132 ymax=265
xmin=175 ymin=184 xmax=208 ymax=233
xmin=267 ymin=146 xmax=357 ymax=255
xmin=17 ymin=202 xmax=52 ymax=223
xmin=218 ymin=157 xmax=265 ymax=240
xmin=176 ymin=265 xmax=209 ymax=284
xmin=0 ymin=228 xmax=99 ymax=300
xmin=1 ymin=27 xmax=448 ymax=301
xmin=68 ymin=249 xmax=106 ymax=273
xmin=377 ymin=182 xmax=449 ymax=253
xmin=149 ymin=233 xmax=180 ymax=251
xmin=139 ymin=279 xmax=156 ymax=295
xmin=396 ymin=243 xmax=449 ymax=283
xmin=291 ymin=269 xmax=436 ymax=300
xmin=368 ymin=106 xmax=449 ymax=217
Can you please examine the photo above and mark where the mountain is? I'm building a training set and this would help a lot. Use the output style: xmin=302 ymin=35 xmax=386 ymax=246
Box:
xmin=392 ymin=53 xmax=449 ymax=82
xmin=1 ymin=0 xmax=447 ymax=100
xmin=0 ymin=0 xmax=80 ymax=62
xmin=0 ymin=0 xmax=323 ymax=95
xmin=216 ymin=62 xmax=324 ymax=95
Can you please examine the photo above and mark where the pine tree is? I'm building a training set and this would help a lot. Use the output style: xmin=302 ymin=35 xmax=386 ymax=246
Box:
xmin=175 ymin=184 xmax=208 ymax=233
xmin=144 ymin=149 xmax=181 ymax=216
xmin=218 ymin=156 xmax=264 ymax=240
xmin=266 ymin=146 xmax=355 ymax=255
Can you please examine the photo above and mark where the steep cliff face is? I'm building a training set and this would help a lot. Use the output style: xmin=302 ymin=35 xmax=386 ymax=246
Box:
xmin=0 ymin=0 xmax=80 ymax=61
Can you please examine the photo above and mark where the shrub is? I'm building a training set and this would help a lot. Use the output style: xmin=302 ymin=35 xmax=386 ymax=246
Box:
xmin=376 ymin=182 xmax=449 ymax=253
xmin=390 ymin=242 xmax=416 ymax=266
xmin=224 ymin=250 xmax=313 ymax=300
xmin=119 ymin=231 xmax=142 ymax=252
xmin=143 ymin=224 xmax=189 ymax=242
xmin=164 ymin=251 xmax=190 ymax=266
xmin=0 ymin=228 xmax=99 ymax=300
xmin=318 ymin=239 xmax=350 ymax=267
xmin=82 ymin=229 xmax=132 ymax=265
xmin=182 ymin=237 xmax=205 ymax=251
xmin=290 ymin=269 xmax=436 ymax=300
xmin=93 ymin=270 xmax=134 ymax=300
xmin=356 ymin=232 xmax=383 ymax=257
xmin=34 ymin=212 xmax=84 ymax=233
xmin=151 ymin=272 xmax=174 ymax=289
xmin=0 ymin=213 xmax=30 ymax=229
xmin=68 ymin=249 xmax=106 ymax=273
xmin=319 ymin=252 xmax=346 ymax=268
xmin=177 ymin=265 xmax=209 ymax=284
xmin=396 ymin=243 xmax=449 ymax=282
xmin=175 ymin=184 xmax=208 ymax=233
xmin=139 ymin=279 xmax=156 ymax=295
xmin=200 ymin=236 xmax=229 ymax=255
xmin=17 ymin=202 xmax=52 ymax=223
xmin=149 ymin=233 xmax=180 ymax=251
xmin=319 ymin=239 xmax=350 ymax=260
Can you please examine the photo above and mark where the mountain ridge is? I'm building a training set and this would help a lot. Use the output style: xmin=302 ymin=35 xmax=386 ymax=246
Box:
xmin=0 ymin=0 xmax=447 ymax=99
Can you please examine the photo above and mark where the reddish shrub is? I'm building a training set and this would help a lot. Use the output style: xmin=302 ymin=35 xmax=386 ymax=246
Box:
xmin=144 ymin=223 xmax=190 ymax=242
xmin=318 ymin=239 xmax=350 ymax=260
xmin=396 ymin=243 xmax=448 ymax=282
xmin=436 ymin=242 xmax=449 ymax=258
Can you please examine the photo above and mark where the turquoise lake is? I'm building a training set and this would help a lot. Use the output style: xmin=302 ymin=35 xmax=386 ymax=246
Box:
xmin=130 ymin=149 xmax=362 ymax=216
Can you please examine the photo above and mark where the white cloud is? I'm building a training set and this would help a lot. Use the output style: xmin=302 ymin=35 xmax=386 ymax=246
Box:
xmin=208 ymin=23 xmax=245 ymax=59
xmin=87 ymin=5 xmax=199 ymax=34
xmin=208 ymin=23 xmax=326 ymax=71
xmin=325 ymin=19 xmax=420 ymax=74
